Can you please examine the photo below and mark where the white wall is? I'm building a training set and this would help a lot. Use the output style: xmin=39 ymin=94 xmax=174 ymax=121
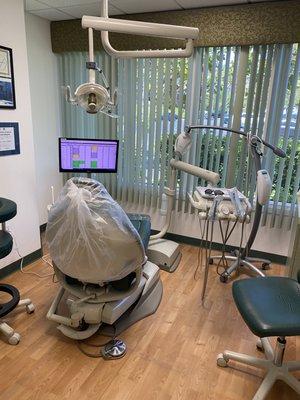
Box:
xmin=25 ymin=13 xmax=63 ymax=225
xmin=0 ymin=0 xmax=41 ymax=269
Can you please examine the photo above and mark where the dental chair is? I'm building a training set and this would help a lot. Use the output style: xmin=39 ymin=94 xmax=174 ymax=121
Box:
xmin=46 ymin=178 xmax=162 ymax=358
xmin=0 ymin=198 xmax=35 ymax=345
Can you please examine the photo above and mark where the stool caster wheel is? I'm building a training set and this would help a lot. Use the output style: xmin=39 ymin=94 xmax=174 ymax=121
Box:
xmin=9 ymin=332 xmax=20 ymax=345
xmin=262 ymin=263 xmax=270 ymax=271
xmin=208 ymin=258 xmax=214 ymax=265
xmin=217 ymin=353 xmax=228 ymax=367
xmin=256 ymin=339 xmax=264 ymax=352
xmin=220 ymin=274 xmax=228 ymax=283
xmin=26 ymin=304 xmax=35 ymax=314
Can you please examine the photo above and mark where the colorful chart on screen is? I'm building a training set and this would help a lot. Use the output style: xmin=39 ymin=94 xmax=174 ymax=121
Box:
xmin=59 ymin=138 xmax=118 ymax=173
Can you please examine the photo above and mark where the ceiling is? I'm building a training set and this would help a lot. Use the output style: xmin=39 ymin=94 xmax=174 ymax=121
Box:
xmin=25 ymin=0 xmax=276 ymax=21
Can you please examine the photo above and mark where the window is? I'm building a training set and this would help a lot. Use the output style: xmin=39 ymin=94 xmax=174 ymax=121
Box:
xmin=59 ymin=43 xmax=300 ymax=228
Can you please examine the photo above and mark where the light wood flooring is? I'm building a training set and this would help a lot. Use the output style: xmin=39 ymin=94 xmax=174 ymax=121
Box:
xmin=0 ymin=245 xmax=299 ymax=400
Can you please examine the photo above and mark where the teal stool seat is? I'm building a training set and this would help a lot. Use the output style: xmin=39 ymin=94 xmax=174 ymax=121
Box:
xmin=0 ymin=230 xmax=13 ymax=259
xmin=0 ymin=198 xmax=17 ymax=223
xmin=233 ymin=276 xmax=300 ymax=338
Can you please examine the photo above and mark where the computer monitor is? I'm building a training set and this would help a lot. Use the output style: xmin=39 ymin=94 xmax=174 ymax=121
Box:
xmin=59 ymin=138 xmax=119 ymax=173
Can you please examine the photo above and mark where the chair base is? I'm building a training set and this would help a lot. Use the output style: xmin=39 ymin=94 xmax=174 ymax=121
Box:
xmin=209 ymin=255 xmax=267 ymax=283
xmin=0 ymin=298 xmax=35 ymax=345
xmin=217 ymin=337 xmax=300 ymax=400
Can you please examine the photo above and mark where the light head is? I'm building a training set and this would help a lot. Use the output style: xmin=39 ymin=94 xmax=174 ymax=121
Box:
xmin=74 ymin=83 xmax=109 ymax=114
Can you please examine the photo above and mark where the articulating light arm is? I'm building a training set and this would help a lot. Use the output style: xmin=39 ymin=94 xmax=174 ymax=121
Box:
xmin=81 ymin=0 xmax=199 ymax=59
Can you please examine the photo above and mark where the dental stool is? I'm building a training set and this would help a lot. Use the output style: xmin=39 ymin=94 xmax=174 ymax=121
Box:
xmin=217 ymin=276 xmax=300 ymax=399
xmin=0 ymin=198 xmax=35 ymax=345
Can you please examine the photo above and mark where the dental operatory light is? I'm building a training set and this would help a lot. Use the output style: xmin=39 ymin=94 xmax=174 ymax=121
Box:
xmin=63 ymin=27 xmax=118 ymax=117
xmin=63 ymin=0 xmax=199 ymax=117
xmin=63 ymin=75 xmax=117 ymax=117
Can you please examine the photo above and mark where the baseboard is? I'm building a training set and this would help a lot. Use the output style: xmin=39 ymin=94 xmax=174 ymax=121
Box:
xmin=40 ymin=223 xmax=47 ymax=233
xmin=151 ymin=230 xmax=287 ymax=266
xmin=0 ymin=248 xmax=43 ymax=280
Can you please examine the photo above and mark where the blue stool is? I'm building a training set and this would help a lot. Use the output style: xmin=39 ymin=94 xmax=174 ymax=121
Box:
xmin=0 ymin=198 xmax=35 ymax=345
xmin=217 ymin=276 xmax=300 ymax=399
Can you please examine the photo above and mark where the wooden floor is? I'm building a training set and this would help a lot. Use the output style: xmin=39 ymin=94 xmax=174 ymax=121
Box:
xmin=0 ymin=245 xmax=299 ymax=400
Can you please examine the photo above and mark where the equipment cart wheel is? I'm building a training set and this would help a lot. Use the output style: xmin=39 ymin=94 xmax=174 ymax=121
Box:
xmin=217 ymin=353 xmax=228 ymax=367
xmin=8 ymin=332 xmax=20 ymax=345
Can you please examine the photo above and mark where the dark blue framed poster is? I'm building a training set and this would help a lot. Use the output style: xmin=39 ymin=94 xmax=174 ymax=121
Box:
xmin=0 ymin=122 xmax=20 ymax=156
xmin=0 ymin=46 xmax=16 ymax=109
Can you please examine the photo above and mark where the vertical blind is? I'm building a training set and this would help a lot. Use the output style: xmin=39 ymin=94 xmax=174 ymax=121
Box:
xmin=58 ymin=43 xmax=300 ymax=229
xmin=117 ymin=57 xmax=189 ymax=211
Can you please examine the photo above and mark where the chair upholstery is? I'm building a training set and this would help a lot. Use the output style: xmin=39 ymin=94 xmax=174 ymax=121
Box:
xmin=0 ymin=198 xmax=20 ymax=318
xmin=0 ymin=198 xmax=34 ymax=345
xmin=0 ymin=284 xmax=20 ymax=318
xmin=66 ymin=213 xmax=152 ymax=291
xmin=110 ymin=214 xmax=152 ymax=292
xmin=0 ymin=198 xmax=17 ymax=223
xmin=127 ymin=213 xmax=151 ymax=250
xmin=0 ymin=230 xmax=13 ymax=260
xmin=233 ymin=276 xmax=300 ymax=338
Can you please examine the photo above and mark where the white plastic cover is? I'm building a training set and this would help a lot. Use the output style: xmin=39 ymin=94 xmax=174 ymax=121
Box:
xmin=46 ymin=177 xmax=146 ymax=284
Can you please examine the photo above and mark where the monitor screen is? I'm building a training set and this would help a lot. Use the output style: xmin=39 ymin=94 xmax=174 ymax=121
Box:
xmin=59 ymin=138 xmax=119 ymax=173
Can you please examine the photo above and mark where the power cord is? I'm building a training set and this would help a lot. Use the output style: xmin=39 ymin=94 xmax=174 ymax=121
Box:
xmin=7 ymin=227 xmax=54 ymax=278
xmin=216 ymin=219 xmax=238 ymax=276
xmin=76 ymin=325 xmax=118 ymax=358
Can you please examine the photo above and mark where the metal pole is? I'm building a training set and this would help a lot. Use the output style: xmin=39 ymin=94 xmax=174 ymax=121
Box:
xmin=88 ymin=28 xmax=95 ymax=84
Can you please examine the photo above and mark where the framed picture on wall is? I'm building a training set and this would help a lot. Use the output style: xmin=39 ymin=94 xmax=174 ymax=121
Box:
xmin=0 ymin=122 xmax=20 ymax=156
xmin=0 ymin=46 xmax=16 ymax=109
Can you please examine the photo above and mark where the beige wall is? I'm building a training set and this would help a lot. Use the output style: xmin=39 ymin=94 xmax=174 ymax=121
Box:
xmin=25 ymin=13 xmax=63 ymax=225
xmin=0 ymin=0 xmax=41 ymax=269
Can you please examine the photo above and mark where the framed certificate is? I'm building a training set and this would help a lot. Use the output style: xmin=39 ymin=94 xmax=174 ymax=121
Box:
xmin=0 ymin=46 xmax=16 ymax=109
xmin=0 ymin=123 xmax=20 ymax=156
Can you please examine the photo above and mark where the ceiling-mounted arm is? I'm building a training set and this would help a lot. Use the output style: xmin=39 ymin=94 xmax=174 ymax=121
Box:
xmin=100 ymin=33 xmax=194 ymax=59
xmin=81 ymin=0 xmax=199 ymax=59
